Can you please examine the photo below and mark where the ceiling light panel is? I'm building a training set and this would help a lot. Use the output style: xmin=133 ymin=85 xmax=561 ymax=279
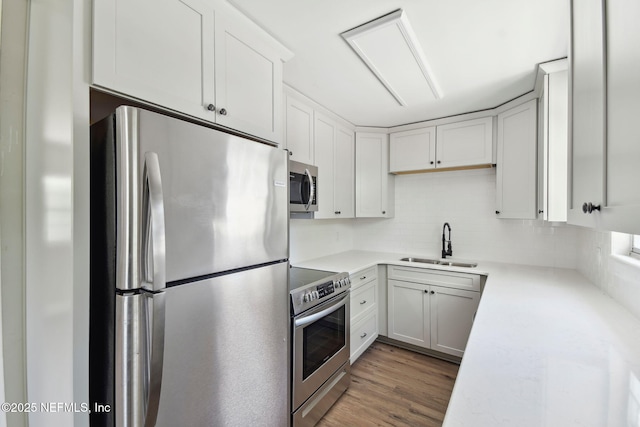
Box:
xmin=341 ymin=9 xmax=442 ymax=106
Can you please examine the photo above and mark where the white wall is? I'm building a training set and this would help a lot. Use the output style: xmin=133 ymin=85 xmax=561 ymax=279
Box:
xmin=355 ymin=168 xmax=580 ymax=267
xmin=577 ymin=228 xmax=640 ymax=320
xmin=290 ymin=219 xmax=355 ymax=264
xmin=290 ymin=168 xmax=581 ymax=269
xmin=0 ymin=0 xmax=28 ymax=425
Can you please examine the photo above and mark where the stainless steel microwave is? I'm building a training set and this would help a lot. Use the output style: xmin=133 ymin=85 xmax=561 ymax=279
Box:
xmin=289 ymin=160 xmax=317 ymax=213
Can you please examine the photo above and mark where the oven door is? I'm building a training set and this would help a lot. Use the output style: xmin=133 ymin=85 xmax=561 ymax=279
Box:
xmin=292 ymin=291 xmax=350 ymax=410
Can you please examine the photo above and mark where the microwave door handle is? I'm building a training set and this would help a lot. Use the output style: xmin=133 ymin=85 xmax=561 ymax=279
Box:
xmin=294 ymin=292 xmax=349 ymax=328
xmin=304 ymin=168 xmax=314 ymax=211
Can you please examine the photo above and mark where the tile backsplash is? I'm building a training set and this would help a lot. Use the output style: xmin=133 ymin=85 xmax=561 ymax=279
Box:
xmin=291 ymin=168 xmax=581 ymax=268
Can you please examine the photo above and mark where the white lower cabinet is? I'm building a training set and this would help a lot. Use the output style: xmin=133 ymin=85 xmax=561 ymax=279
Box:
xmin=387 ymin=266 xmax=481 ymax=358
xmin=349 ymin=267 xmax=379 ymax=363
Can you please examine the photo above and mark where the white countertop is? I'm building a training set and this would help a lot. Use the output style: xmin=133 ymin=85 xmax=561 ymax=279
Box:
xmin=294 ymin=250 xmax=640 ymax=427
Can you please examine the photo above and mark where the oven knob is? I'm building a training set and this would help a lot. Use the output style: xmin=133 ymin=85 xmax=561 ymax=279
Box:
xmin=313 ymin=290 xmax=320 ymax=300
xmin=334 ymin=279 xmax=340 ymax=288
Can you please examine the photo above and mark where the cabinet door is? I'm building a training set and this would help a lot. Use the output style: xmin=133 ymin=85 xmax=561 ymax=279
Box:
xmin=285 ymin=95 xmax=314 ymax=164
xmin=334 ymin=126 xmax=355 ymax=218
xmin=602 ymin=0 xmax=640 ymax=234
xmin=387 ymin=280 xmax=429 ymax=348
xmin=496 ymin=99 xmax=538 ymax=219
xmin=436 ymin=117 xmax=493 ymax=168
xmin=313 ymin=112 xmax=336 ymax=219
xmin=355 ymin=133 xmax=394 ymax=218
xmin=546 ymin=70 xmax=569 ymax=222
xmin=430 ymin=286 xmax=480 ymax=358
xmin=568 ymin=0 xmax=605 ymax=228
xmin=389 ymin=127 xmax=436 ymax=172
xmin=93 ymin=0 xmax=215 ymax=121
xmin=214 ymin=14 xmax=283 ymax=143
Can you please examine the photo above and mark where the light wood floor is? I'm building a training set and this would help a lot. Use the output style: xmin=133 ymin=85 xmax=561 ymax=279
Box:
xmin=317 ymin=341 xmax=459 ymax=427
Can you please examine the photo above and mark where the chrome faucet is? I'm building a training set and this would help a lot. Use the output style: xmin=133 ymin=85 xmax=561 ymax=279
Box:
xmin=442 ymin=222 xmax=452 ymax=259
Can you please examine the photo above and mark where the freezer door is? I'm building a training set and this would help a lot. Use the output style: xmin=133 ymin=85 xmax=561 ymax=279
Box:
xmin=115 ymin=106 xmax=288 ymax=284
xmin=155 ymin=261 xmax=290 ymax=427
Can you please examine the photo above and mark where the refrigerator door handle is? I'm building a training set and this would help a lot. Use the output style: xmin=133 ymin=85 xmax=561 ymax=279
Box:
xmin=143 ymin=291 xmax=166 ymax=427
xmin=142 ymin=152 xmax=166 ymax=292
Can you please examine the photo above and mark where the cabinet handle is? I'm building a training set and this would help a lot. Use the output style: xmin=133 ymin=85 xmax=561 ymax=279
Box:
xmin=206 ymin=103 xmax=216 ymax=112
xmin=335 ymin=211 xmax=341 ymax=215
xmin=360 ymin=300 xmax=367 ymax=305
xmin=219 ymin=108 xmax=227 ymax=116
xmin=360 ymin=276 xmax=367 ymax=280
xmin=582 ymin=202 xmax=601 ymax=214
xmin=360 ymin=332 xmax=367 ymax=339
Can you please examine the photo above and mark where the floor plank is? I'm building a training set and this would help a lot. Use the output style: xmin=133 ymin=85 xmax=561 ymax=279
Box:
xmin=317 ymin=342 xmax=459 ymax=427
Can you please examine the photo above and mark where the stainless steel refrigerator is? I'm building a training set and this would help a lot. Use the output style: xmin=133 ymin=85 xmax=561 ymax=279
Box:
xmin=89 ymin=106 xmax=290 ymax=426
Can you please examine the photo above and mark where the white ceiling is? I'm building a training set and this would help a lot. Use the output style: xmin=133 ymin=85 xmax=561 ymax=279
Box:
xmin=229 ymin=0 xmax=569 ymax=128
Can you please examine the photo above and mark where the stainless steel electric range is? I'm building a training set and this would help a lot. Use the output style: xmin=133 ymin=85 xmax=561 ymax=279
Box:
xmin=289 ymin=267 xmax=351 ymax=427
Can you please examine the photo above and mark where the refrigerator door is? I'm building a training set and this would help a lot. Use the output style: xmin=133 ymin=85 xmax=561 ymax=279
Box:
xmin=155 ymin=261 xmax=290 ymax=426
xmin=115 ymin=106 xmax=288 ymax=284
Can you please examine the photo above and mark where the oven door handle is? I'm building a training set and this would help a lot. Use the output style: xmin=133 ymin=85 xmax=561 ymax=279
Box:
xmin=295 ymin=292 xmax=349 ymax=328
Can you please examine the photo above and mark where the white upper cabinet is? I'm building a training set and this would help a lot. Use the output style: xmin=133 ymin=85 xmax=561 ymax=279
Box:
xmin=334 ymin=126 xmax=356 ymax=218
xmin=538 ymin=62 xmax=568 ymax=222
xmin=313 ymin=113 xmax=355 ymax=219
xmin=389 ymin=127 xmax=436 ymax=172
xmin=213 ymin=14 xmax=284 ymax=142
xmin=496 ymin=99 xmax=538 ymax=219
xmin=569 ymin=0 xmax=640 ymax=233
xmin=436 ymin=117 xmax=493 ymax=169
xmin=93 ymin=0 xmax=289 ymax=143
xmin=284 ymin=94 xmax=315 ymax=165
xmin=389 ymin=117 xmax=493 ymax=174
xmin=355 ymin=132 xmax=394 ymax=218
xmin=568 ymin=0 xmax=606 ymax=228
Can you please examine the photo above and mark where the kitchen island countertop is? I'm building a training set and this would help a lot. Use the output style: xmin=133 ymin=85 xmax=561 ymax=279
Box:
xmin=294 ymin=250 xmax=640 ymax=427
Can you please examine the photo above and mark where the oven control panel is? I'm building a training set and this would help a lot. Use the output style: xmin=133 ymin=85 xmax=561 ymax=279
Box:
xmin=291 ymin=272 xmax=351 ymax=315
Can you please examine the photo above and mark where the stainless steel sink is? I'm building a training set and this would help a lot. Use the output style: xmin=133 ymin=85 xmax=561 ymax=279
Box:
xmin=400 ymin=257 xmax=478 ymax=268
xmin=399 ymin=257 xmax=440 ymax=264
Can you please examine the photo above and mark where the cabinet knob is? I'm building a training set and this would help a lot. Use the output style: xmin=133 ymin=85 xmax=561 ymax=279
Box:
xmin=538 ymin=209 xmax=544 ymax=214
xmin=288 ymin=151 xmax=293 ymax=156
xmin=430 ymin=161 xmax=434 ymax=165
xmin=582 ymin=202 xmax=601 ymax=214
xmin=206 ymin=103 xmax=216 ymax=112
xmin=219 ymin=108 xmax=227 ymax=116
xmin=360 ymin=276 xmax=366 ymax=280
xmin=495 ymin=210 xmax=501 ymax=215
xmin=437 ymin=160 xmax=441 ymax=164
xmin=382 ymin=211 xmax=386 ymax=214
xmin=424 ymin=290 xmax=429 ymax=293
xmin=430 ymin=290 xmax=435 ymax=295
xmin=335 ymin=211 xmax=341 ymax=215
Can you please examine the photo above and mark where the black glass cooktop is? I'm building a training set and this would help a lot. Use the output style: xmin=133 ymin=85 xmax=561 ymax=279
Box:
xmin=289 ymin=267 xmax=338 ymax=292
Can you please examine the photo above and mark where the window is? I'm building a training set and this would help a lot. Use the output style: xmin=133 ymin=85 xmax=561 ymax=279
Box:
xmin=632 ymin=235 xmax=640 ymax=257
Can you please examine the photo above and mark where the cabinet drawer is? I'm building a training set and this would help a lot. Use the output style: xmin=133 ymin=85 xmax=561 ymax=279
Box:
xmin=350 ymin=312 xmax=378 ymax=363
xmin=351 ymin=281 xmax=376 ymax=323
xmin=350 ymin=266 xmax=377 ymax=289
xmin=388 ymin=265 xmax=481 ymax=292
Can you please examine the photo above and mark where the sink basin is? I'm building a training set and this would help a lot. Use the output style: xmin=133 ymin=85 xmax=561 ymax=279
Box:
xmin=399 ymin=257 xmax=440 ymax=264
xmin=399 ymin=257 xmax=478 ymax=268
xmin=437 ymin=261 xmax=478 ymax=268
